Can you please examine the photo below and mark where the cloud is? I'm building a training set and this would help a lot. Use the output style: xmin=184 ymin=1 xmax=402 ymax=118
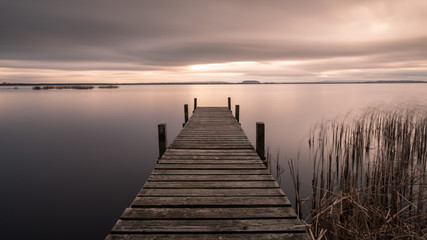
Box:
xmin=0 ymin=0 xmax=426 ymax=82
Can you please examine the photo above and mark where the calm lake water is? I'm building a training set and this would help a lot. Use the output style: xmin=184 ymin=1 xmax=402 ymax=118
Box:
xmin=1 ymin=84 xmax=427 ymax=239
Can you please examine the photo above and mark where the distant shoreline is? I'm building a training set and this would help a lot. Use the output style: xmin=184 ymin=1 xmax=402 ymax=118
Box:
xmin=1 ymin=80 xmax=426 ymax=87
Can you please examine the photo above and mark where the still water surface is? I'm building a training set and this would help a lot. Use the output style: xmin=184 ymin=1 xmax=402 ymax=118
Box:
xmin=1 ymin=84 xmax=426 ymax=239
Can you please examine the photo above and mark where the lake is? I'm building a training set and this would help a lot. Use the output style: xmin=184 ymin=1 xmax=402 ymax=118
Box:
xmin=1 ymin=84 xmax=426 ymax=239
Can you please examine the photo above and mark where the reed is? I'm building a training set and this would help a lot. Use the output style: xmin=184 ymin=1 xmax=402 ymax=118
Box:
xmin=98 ymin=85 xmax=119 ymax=88
xmin=32 ymin=85 xmax=94 ymax=90
xmin=291 ymin=107 xmax=427 ymax=239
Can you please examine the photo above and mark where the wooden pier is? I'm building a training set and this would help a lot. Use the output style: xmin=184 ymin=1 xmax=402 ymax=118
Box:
xmin=106 ymin=105 xmax=308 ymax=239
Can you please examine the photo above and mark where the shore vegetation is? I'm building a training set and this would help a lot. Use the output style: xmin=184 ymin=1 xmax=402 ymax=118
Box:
xmin=288 ymin=107 xmax=427 ymax=239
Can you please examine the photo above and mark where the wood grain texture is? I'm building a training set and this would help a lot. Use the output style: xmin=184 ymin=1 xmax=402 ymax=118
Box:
xmin=131 ymin=196 xmax=291 ymax=207
xmin=155 ymin=163 xmax=266 ymax=169
xmin=142 ymin=181 xmax=280 ymax=189
xmin=120 ymin=207 xmax=297 ymax=220
xmin=147 ymin=174 xmax=275 ymax=181
xmin=151 ymin=169 xmax=271 ymax=175
xmin=106 ymin=233 xmax=310 ymax=240
xmin=111 ymin=219 xmax=306 ymax=233
xmin=138 ymin=188 xmax=286 ymax=197
xmin=105 ymin=107 xmax=308 ymax=239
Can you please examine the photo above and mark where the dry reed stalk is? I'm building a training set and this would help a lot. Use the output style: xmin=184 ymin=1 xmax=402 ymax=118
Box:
xmin=290 ymin=106 xmax=427 ymax=239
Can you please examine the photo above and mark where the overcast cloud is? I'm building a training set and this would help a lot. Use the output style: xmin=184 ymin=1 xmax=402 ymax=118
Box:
xmin=1 ymin=0 xmax=426 ymax=83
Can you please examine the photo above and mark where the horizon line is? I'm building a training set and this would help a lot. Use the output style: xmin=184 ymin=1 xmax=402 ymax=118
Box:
xmin=1 ymin=80 xmax=427 ymax=86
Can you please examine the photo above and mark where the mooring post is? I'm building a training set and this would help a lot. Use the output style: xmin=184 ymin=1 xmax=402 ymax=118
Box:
xmin=194 ymin=98 xmax=197 ymax=112
xmin=235 ymin=105 xmax=240 ymax=123
xmin=183 ymin=104 xmax=189 ymax=127
xmin=158 ymin=123 xmax=167 ymax=159
xmin=256 ymin=122 xmax=266 ymax=165
xmin=228 ymin=97 xmax=231 ymax=111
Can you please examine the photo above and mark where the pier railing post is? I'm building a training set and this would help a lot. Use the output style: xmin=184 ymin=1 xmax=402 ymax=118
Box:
xmin=194 ymin=98 xmax=197 ymax=112
xmin=228 ymin=97 xmax=231 ymax=111
xmin=183 ymin=104 xmax=189 ymax=127
xmin=256 ymin=122 xmax=266 ymax=165
xmin=158 ymin=123 xmax=167 ymax=159
xmin=235 ymin=105 xmax=240 ymax=123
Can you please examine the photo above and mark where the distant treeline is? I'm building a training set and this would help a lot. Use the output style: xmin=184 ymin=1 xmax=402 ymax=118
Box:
xmin=32 ymin=85 xmax=119 ymax=90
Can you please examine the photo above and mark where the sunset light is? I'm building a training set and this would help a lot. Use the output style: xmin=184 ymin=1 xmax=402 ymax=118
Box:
xmin=0 ymin=0 xmax=426 ymax=84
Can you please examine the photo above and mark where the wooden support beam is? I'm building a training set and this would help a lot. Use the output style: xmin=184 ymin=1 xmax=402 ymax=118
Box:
xmin=256 ymin=122 xmax=265 ymax=162
xmin=158 ymin=123 xmax=167 ymax=159
xmin=193 ymin=98 xmax=197 ymax=112
xmin=183 ymin=104 xmax=188 ymax=127
xmin=235 ymin=105 xmax=240 ymax=123
xmin=228 ymin=97 xmax=231 ymax=111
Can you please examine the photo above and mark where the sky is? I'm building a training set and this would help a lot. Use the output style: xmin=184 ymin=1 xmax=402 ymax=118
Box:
xmin=1 ymin=0 xmax=427 ymax=83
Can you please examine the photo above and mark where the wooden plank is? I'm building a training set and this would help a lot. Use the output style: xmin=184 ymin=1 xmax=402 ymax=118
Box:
xmin=160 ymin=156 xmax=261 ymax=160
xmin=171 ymin=143 xmax=253 ymax=146
xmin=168 ymin=143 xmax=253 ymax=147
xmin=164 ymin=149 xmax=257 ymax=154
xmin=164 ymin=152 xmax=257 ymax=156
xmin=176 ymin=132 xmax=246 ymax=135
xmin=147 ymin=174 xmax=275 ymax=181
xmin=158 ymin=160 xmax=262 ymax=164
xmin=106 ymin=233 xmax=310 ymax=240
xmin=131 ymin=196 xmax=291 ymax=207
xmin=142 ymin=181 xmax=279 ymax=189
xmin=174 ymin=136 xmax=249 ymax=139
xmin=168 ymin=145 xmax=254 ymax=149
xmin=138 ymin=188 xmax=285 ymax=197
xmin=111 ymin=219 xmax=306 ymax=233
xmin=171 ymin=141 xmax=252 ymax=144
xmin=177 ymin=132 xmax=243 ymax=137
xmin=161 ymin=154 xmax=259 ymax=158
xmin=120 ymin=207 xmax=297 ymax=220
xmin=151 ymin=169 xmax=271 ymax=175
xmin=155 ymin=163 xmax=266 ymax=169
xmin=173 ymin=130 xmax=246 ymax=133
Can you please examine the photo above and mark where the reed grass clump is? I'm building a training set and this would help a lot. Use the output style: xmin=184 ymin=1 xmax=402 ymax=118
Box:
xmin=293 ymin=107 xmax=427 ymax=239
xmin=32 ymin=85 xmax=94 ymax=90
xmin=98 ymin=85 xmax=119 ymax=89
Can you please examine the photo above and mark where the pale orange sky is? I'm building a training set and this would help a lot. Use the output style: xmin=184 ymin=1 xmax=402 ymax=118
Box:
xmin=1 ymin=0 xmax=426 ymax=83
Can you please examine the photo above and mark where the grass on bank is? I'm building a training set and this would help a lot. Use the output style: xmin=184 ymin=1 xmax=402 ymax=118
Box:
xmin=285 ymin=107 xmax=426 ymax=239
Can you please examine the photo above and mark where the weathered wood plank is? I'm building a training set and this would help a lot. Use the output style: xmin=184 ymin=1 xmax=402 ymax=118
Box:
xmin=155 ymin=163 xmax=266 ymax=169
xmin=161 ymin=156 xmax=261 ymax=160
xmin=151 ymin=169 xmax=271 ymax=175
xmin=147 ymin=174 xmax=275 ymax=181
xmin=168 ymin=145 xmax=254 ymax=149
xmin=158 ymin=160 xmax=262 ymax=164
xmin=111 ymin=219 xmax=306 ymax=233
xmin=120 ymin=207 xmax=297 ymax=220
xmin=164 ymin=149 xmax=257 ymax=154
xmin=138 ymin=188 xmax=285 ymax=197
xmin=106 ymin=233 xmax=310 ymax=240
xmin=131 ymin=196 xmax=291 ymax=207
xmin=171 ymin=141 xmax=252 ymax=144
xmin=142 ymin=181 xmax=279 ymax=189
xmin=174 ymin=136 xmax=249 ymax=139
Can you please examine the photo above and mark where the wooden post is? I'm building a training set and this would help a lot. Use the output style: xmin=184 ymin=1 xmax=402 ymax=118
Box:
xmin=183 ymin=104 xmax=188 ymax=127
xmin=256 ymin=122 xmax=265 ymax=163
xmin=228 ymin=97 xmax=231 ymax=111
xmin=193 ymin=98 xmax=197 ymax=112
xmin=235 ymin=105 xmax=240 ymax=123
xmin=158 ymin=123 xmax=167 ymax=159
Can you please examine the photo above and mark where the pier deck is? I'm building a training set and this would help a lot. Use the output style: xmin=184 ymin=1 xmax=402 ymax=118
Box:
xmin=106 ymin=107 xmax=308 ymax=239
